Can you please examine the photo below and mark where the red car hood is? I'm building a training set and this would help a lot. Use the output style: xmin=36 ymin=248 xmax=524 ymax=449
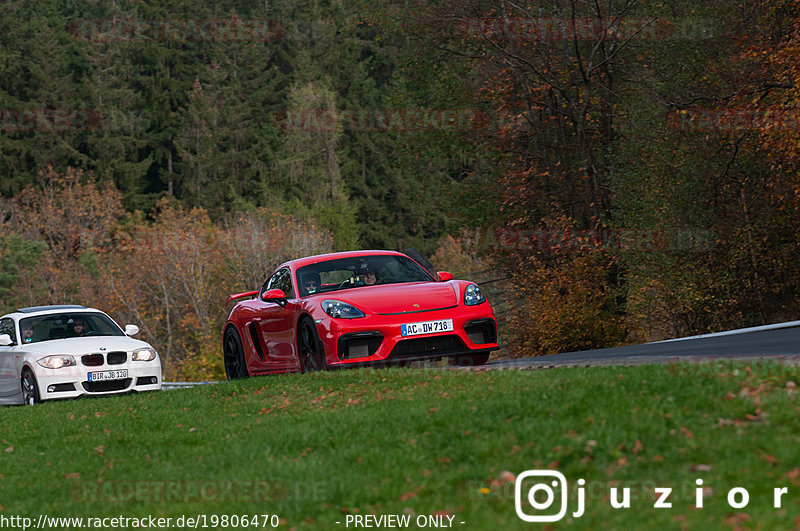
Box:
xmin=334 ymin=282 xmax=458 ymax=314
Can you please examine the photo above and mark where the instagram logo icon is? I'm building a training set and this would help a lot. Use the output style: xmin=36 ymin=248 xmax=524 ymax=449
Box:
xmin=515 ymin=470 xmax=585 ymax=522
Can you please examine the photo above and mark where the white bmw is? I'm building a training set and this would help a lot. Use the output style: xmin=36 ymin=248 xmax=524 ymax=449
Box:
xmin=0 ymin=305 xmax=161 ymax=405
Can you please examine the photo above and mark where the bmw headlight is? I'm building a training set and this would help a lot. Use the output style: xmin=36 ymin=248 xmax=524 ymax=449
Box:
xmin=464 ymin=284 xmax=486 ymax=306
xmin=132 ymin=347 xmax=157 ymax=362
xmin=37 ymin=355 xmax=76 ymax=369
xmin=322 ymin=300 xmax=365 ymax=319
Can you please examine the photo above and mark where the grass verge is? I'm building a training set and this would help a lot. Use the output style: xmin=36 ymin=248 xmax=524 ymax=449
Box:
xmin=2 ymin=361 xmax=800 ymax=529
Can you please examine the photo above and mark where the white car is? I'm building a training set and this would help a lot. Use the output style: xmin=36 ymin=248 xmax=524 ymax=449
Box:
xmin=0 ymin=305 xmax=161 ymax=405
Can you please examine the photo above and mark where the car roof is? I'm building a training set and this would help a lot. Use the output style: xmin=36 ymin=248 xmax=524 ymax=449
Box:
xmin=280 ymin=250 xmax=406 ymax=271
xmin=1 ymin=305 xmax=106 ymax=321
xmin=17 ymin=304 xmax=86 ymax=314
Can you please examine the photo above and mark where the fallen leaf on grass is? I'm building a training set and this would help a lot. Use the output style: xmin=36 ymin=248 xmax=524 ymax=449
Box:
xmin=723 ymin=512 xmax=750 ymax=527
xmin=500 ymin=471 xmax=516 ymax=483
xmin=399 ymin=485 xmax=424 ymax=501
xmin=760 ymin=453 xmax=779 ymax=466
xmin=745 ymin=410 xmax=769 ymax=422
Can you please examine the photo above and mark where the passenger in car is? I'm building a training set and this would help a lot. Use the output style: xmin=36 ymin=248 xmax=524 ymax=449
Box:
xmin=21 ymin=325 xmax=34 ymax=343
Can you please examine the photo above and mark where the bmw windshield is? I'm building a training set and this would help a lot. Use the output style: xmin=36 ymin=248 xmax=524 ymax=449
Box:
xmin=19 ymin=313 xmax=125 ymax=344
xmin=296 ymin=255 xmax=435 ymax=297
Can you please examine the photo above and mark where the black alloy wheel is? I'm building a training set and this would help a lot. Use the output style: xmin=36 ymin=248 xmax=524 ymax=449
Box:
xmin=21 ymin=370 xmax=40 ymax=405
xmin=223 ymin=327 xmax=249 ymax=380
xmin=298 ymin=319 xmax=327 ymax=373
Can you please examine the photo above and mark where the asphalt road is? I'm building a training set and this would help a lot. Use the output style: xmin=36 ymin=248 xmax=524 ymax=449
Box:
xmin=164 ymin=325 xmax=800 ymax=387
xmin=487 ymin=326 xmax=800 ymax=369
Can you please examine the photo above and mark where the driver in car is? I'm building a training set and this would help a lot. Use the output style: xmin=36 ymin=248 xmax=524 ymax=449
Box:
xmin=301 ymin=272 xmax=321 ymax=296
xmin=68 ymin=317 xmax=88 ymax=337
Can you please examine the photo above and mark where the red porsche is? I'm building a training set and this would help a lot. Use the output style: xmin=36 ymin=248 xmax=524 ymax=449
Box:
xmin=222 ymin=250 xmax=499 ymax=378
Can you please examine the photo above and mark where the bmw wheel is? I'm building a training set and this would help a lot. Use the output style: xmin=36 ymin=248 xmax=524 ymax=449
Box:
xmin=298 ymin=319 xmax=327 ymax=373
xmin=21 ymin=370 xmax=41 ymax=405
xmin=223 ymin=327 xmax=249 ymax=380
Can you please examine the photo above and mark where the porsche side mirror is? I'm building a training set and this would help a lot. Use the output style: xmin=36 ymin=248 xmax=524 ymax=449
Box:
xmin=437 ymin=271 xmax=454 ymax=282
xmin=124 ymin=325 xmax=140 ymax=336
xmin=0 ymin=334 xmax=13 ymax=346
xmin=261 ymin=289 xmax=288 ymax=306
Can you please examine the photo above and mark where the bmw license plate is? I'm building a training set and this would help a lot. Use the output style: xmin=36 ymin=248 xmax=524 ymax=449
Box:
xmin=88 ymin=369 xmax=128 ymax=382
xmin=401 ymin=319 xmax=454 ymax=337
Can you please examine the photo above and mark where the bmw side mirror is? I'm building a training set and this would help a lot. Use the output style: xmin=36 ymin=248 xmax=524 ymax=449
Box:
xmin=437 ymin=271 xmax=454 ymax=282
xmin=124 ymin=325 xmax=140 ymax=336
xmin=0 ymin=334 xmax=13 ymax=346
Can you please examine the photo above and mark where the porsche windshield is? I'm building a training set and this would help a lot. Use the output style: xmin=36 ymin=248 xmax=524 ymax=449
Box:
xmin=19 ymin=312 xmax=125 ymax=344
xmin=296 ymin=255 xmax=435 ymax=297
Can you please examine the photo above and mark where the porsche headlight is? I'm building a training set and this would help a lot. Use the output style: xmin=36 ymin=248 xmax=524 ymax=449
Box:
xmin=37 ymin=355 xmax=76 ymax=369
xmin=322 ymin=300 xmax=365 ymax=319
xmin=464 ymin=284 xmax=486 ymax=306
xmin=132 ymin=347 xmax=157 ymax=362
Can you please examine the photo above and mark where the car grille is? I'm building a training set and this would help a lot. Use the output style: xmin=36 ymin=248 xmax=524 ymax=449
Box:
xmin=82 ymin=379 xmax=132 ymax=393
xmin=390 ymin=335 xmax=466 ymax=358
xmin=82 ymin=354 xmax=104 ymax=366
xmin=81 ymin=352 xmax=129 ymax=366
xmin=338 ymin=332 xmax=383 ymax=360
xmin=107 ymin=351 xmax=127 ymax=364
xmin=464 ymin=319 xmax=497 ymax=345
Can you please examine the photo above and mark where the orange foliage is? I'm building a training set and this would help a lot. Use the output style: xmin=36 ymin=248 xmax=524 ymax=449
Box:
xmin=490 ymin=216 xmax=627 ymax=357
xmin=3 ymin=168 xmax=333 ymax=380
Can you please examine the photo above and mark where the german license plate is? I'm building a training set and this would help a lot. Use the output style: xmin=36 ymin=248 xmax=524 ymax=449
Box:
xmin=88 ymin=369 xmax=128 ymax=382
xmin=401 ymin=319 xmax=454 ymax=337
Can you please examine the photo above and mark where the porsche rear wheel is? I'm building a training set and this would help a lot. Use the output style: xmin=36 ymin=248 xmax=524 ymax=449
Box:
xmin=453 ymin=351 xmax=490 ymax=367
xmin=298 ymin=318 xmax=327 ymax=373
xmin=21 ymin=369 xmax=41 ymax=405
xmin=223 ymin=327 xmax=249 ymax=380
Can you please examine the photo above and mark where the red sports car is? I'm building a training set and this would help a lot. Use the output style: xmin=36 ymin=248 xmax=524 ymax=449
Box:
xmin=222 ymin=250 xmax=499 ymax=378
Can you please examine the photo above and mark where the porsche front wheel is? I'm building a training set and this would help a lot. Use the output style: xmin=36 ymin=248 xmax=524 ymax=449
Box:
xmin=298 ymin=319 xmax=327 ymax=373
xmin=223 ymin=327 xmax=249 ymax=380
xmin=21 ymin=369 xmax=41 ymax=405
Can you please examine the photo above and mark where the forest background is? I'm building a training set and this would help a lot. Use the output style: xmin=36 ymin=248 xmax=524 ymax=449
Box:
xmin=1 ymin=0 xmax=799 ymax=379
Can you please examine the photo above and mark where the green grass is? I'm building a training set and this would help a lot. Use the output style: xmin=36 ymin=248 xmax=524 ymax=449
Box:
xmin=3 ymin=361 xmax=800 ymax=529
